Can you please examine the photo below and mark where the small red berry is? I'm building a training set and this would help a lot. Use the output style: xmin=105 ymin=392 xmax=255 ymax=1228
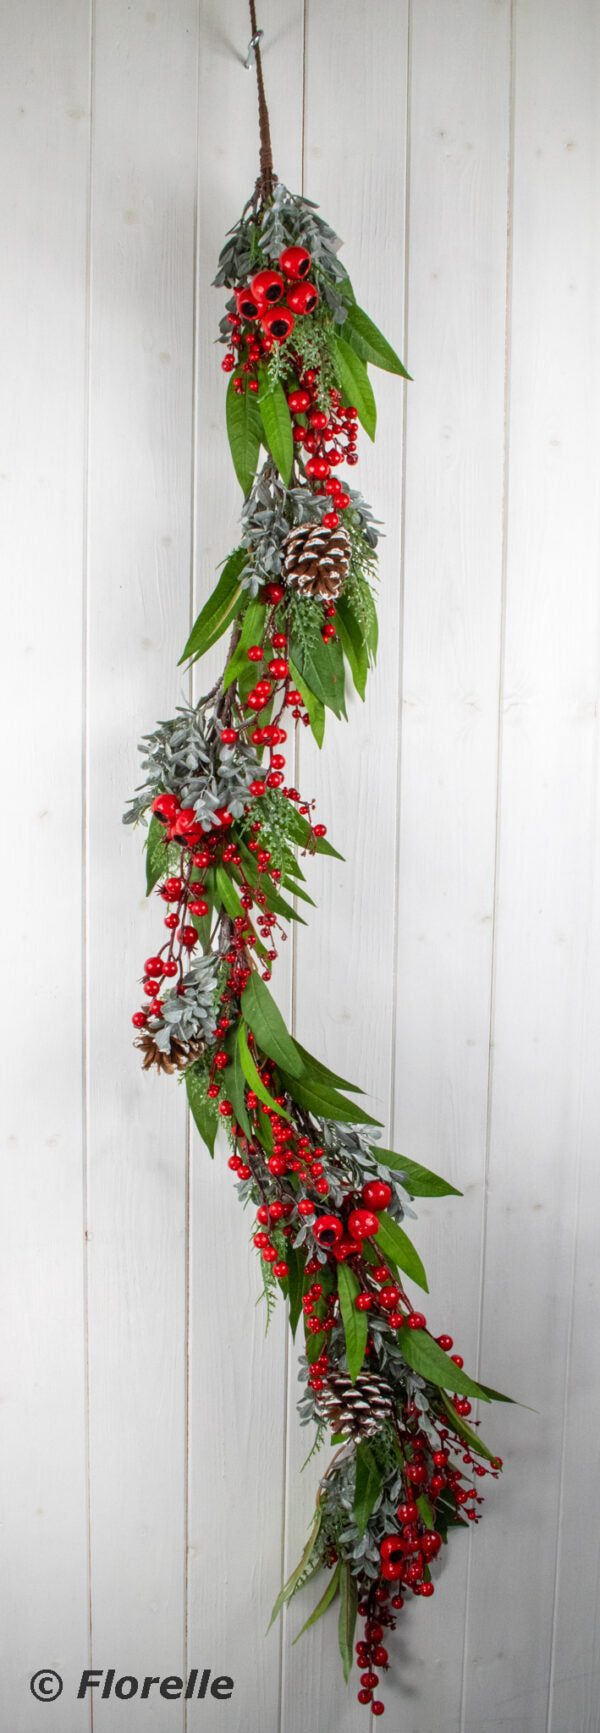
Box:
xmin=407 ymin=1312 xmax=426 ymax=1330
xmin=322 ymin=510 xmax=339 ymax=529
xmin=362 ymin=1180 xmax=392 ymax=1211
xmin=132 ymin=1011 xmax=147 ymax=1028
xmin=218 ymin=1100 xmax=233 ymax=1118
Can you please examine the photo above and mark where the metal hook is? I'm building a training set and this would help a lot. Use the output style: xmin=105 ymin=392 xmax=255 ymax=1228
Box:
xmin=244 ymin=27 xmax=263 ymax=69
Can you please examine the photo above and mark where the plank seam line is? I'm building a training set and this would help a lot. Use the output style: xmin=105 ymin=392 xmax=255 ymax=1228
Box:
xmin=280 ymin=10 xmax=308 ymax=1725
xmin=82 ymin=4 xmax=97 ymax=1729
xmin=388 ymin=0 xmax=412 ymax=1145
xmin=459 ymin=2 xmax=515 ymax=1725
xmin=185 ymin=5 xmax=203 ymax=1727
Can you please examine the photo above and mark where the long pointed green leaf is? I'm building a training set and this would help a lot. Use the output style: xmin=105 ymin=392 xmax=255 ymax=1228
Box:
xmin=333 ymin=335 xmax=377 ymax=440
xmin=226 ymin=375 xmax=262 ymax=494
xmin=288 ymin=658 xmax=326 ymax=747
xmin=338 ymin=1562 xmax=357 ymax=1682
xmin=292 ymin=1039 xmax=363 ymax=1095
xmin=292 ymin=1562 xmax=341 ymax=1643
xmin=375 ymin=1148 xmax=462 ymax=1198
xmin=343 ymin=302 xmax=411 ymax=378
xmin=178 ymin=548 xmax=246 ymax=664
xmin=278 ymin=1067 xmax=382 ymax=1128
xmin=440 ymin=1392 xmax=497 ymax=1462
xmin=399 ymin=1329 xmax=504 ymax=1403
xmin=353 ymin=1441 xmax=383 ymax=1537
xmin=337 ymin=1262 xmax=368 ymax=1382
xmin=257 ymin=371 xmax=294 ymax=484
xmin=238 ymin=1021 xmax=289 ymax=1118
xmin=374 ymin=1212 xmax=429 ymax=1293
xmin=267 ymin=1509 xmax=322 ymax=1631
xmin=241 ymin=973 xmax=305 ymax=1078
xmin=289 ymin=631 xmax=347 ymax=719
xmin=186 ymin=1065 xmax=219 ymax=1157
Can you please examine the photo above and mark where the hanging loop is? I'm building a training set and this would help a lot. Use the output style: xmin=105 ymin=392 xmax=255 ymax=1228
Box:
xmin=244 ymin=27 xmax=263 ymax=70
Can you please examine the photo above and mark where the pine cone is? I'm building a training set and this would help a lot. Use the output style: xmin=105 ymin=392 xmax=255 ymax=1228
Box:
xmin=135 ymin=1032 xmax=205 ymax=1075
xmin=317 ymin=1368 xmax=393 ymax=1440
xmin=283 ymin=522 xmax=351 ymax=599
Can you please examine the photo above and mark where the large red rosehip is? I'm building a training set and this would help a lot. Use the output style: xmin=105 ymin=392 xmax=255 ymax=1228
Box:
xmin=312 ymin=1213 xmax=343 ymax=1247
xmin=279 ymin=245 xmax=311 ymax=280
xmin=235 ymin=286 xmax=261 ymax=321
xmin=347 ymin=1208 xmax=379 ymax=1242
xmin=251 ymin=268 xmax=284 ymax=305
xmin=151 ymin=792 xmax=179 ymax=822
xmin=286 ymin=281 xmax=319 ymax=315
xmin=362 ymin=1180 xmax=392 ymax=1211
xmin=261 ymin=307 xmax=294 ymax=343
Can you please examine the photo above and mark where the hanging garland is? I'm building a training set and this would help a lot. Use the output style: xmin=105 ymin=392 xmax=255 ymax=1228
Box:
xmin=124 ymin=14 xmax=509 ymax=1716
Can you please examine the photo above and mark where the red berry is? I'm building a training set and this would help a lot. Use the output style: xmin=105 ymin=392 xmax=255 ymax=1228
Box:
xmin=355 ymin=1294 xmax=373 ymax=1311
xmin=322 ymin=510 xmax=339 ymax=529
xmin=144 ymin=956 xmax=163 ymax=976
xmin=271 ymin=633 xmax=287 ymax=649
xmin=279 ymin=246 xmax=311 ymax=280
xmin=251 ymin=268 xmax=284 ymax=305
xmin=421 ymin=1532 xmax=442 ymax=1561
xmin=249 ymin=780 xmax=266 ymax=797
xmin=287 ymin=280 xmax=319 ymax=315
xmin=207 ymin=1084 xmax=219 ymax=1100
xmin=297 ymin=1199 xmax=315 ymax=1217
xmin=220 ymin=727 xmax=237 ymax=744
xmin=189 ymin=899 xmax=209 ymax=917
xmin=132 ymin=1011 xmax=147 ymax=1028
xmin=247 ymin=645 xmax=263 ymax=663
xmin=162 ymin=959 xmax=178 ymax=977
xmin=389 ymin=1312 xmax=403 ymax=1328
xmin=163 ymin=877 xmax=183 ymax=899
xmin=273 ymin=1260 xmax=289 ymax=1278
xmin=218 ymin=1100 xmax=233 ymax=1117
xmin=372 ymin=1705 xmax=385 ymax=1718
xmin=378 ymin=1285 xmax=401 ymax=1311
xmin=437 ymin=1334 xmax=453 ymax=1351
xmin=180 ymin=926 xmax=198 ymax=948
xmin=221 ymin=353 xmax=234 ymax=372
xmin=362 ymin=1180 xmax=392 ymax=1211
xmin=164 ymin=912 xmax=178 ymax=930
xmin=267 ymin=658 xmax=289 ymax=680
xmin=313 ymin=823 xmax=327 ymax=837
xmin=357 ymin=1690 xmax=372 ymax=1705
xmin=348 ymin=1208 xmax=379 ymax=1242
xmin=407 ymin=1312 xmax=426 ymax=1330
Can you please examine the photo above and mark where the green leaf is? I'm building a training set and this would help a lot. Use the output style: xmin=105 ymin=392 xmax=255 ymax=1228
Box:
xmin=416 ymin=1493 xmax=436 ymax=1531
xmin=281 ymin=877 xmax=315 ymax=907
xmin=145 ymin=812 xmax=170 ymax=894
xmin=338 ymin=1562 xmax=357 ymax=1682
xmin=343 ymin=302 xmax=411 ymax=378
xmin=337 ymin=1262 xmax=368 ymax=1383
xmin=257 ymin=371 xmax=294 ymax=485
xmin=374 ymin=1213 xmax=429 ymax=1293
xmin=221 ymin=1020 xmax=253 ymax=1140
xmin=440 ymin=1392 xmax=497 ymax=1463
xmin=334 ymin=597 xmax=370 ymax=700
xmin=282 ymin=802 xmax=344 ymax=861
xmin=285 ymin=1244 xmax=305 ymax=1340
xmin=289 ymin=630 xmax=347 ymax=719
xmin=333 ymin=335 xmax=377 ymax=440
xmin=179 ymin=548 xmax=246 ymax=665
xmin=375 ymin=1148 xmax=462 ymax=1198
xmin=241 ymin=973 xmax=304 ymax=1078
xmin=292 ymin=1040 xmax=363 ymax=1095
xmin=215 ymin=864 xmax=244 ymax=921
xmin=399 ymin=1329 xmax=496 ymax=1403
xmin=186 ymin=1065 xmax=220 ymax=1157
xmin=353 ymin=1441 xmax=383 ymax=1538
xmin=278 ymin=1067 xmax=382 ymax=1128
xmin=238 ymin=1022 xmax=289 ymax=1118
xmin=223 ymin=598 xmax=266 ymax=690
xmin=226 ymin=375 xmax=262 ymax=495
xmin=293 ymin=1562 xmax=341 ymax=1643
xmin=288 ymin=658 xmax=326 ymax=747
xmin=268 ymin=1509 xmax=322 ymax=1631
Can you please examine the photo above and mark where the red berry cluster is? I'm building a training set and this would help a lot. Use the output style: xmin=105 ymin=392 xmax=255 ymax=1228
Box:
xmin=222 ymin=246 xmax=319 ymax=388
xmin=288 ymin=379 xmax=359 ymax=523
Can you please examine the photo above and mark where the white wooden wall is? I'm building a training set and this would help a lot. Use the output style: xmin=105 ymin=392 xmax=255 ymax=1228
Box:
xmin=3 ymin=3 xmax=600 ymax=1729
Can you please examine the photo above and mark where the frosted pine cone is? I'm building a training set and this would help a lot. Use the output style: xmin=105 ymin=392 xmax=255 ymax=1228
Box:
xmin=135 ymin=1032 xmax=205 ymax=1075
xmin=282 ymin=521 xmax=351 ymax=599
xmin=316 ymin=1368 xmax=393 ymax=1440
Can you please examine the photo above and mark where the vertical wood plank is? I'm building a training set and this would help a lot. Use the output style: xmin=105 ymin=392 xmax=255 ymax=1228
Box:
xmin=0 ymin=4 xmax=92 ymax=1726
xmin=281 ymin=4 xmax=409 ymax=1729
xmin=388 ymin=3 xmax=512 ymax=1727
xmin=185 ymin=5 xmax=304 ymax=1730
xmin=85 ymin=2 xmax=200 ymax=1723
xmin=463 ymin=4 xmax=600 ymax=1730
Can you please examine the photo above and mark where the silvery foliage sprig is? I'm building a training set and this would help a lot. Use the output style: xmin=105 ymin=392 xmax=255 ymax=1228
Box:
xmin=316 ymin=1450 xmax=408 ymax=1577
xmin=148 ymin=954 xmax=220 ymax=1054
xmin=123 ymin=701 xmax=261 ymax=830
xmin=240 ymin=465 xmax=331 ymax=593
xmin=213 ymin=182 xmax=348 ymax=292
